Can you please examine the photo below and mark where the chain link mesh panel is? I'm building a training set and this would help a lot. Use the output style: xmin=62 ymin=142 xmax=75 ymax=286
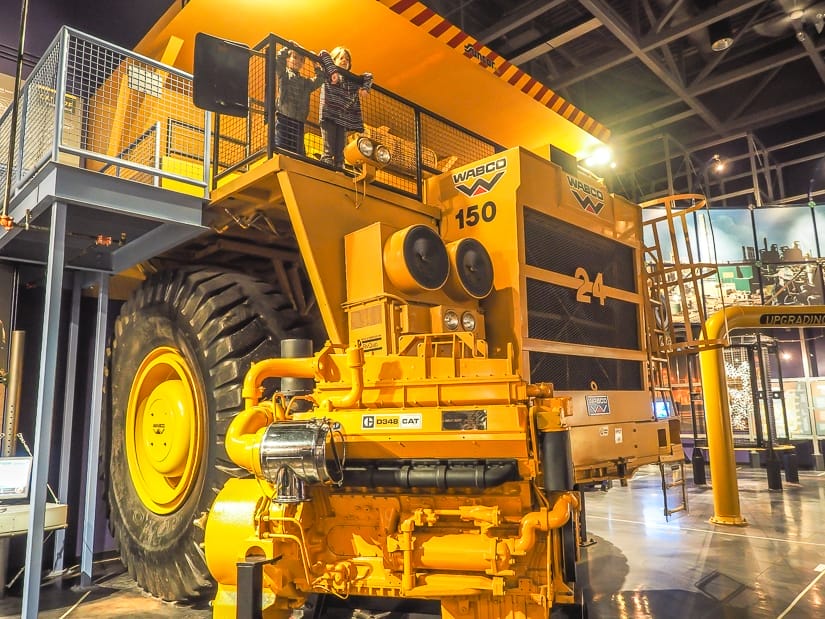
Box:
xmin=70 ymin=32 xmax=208 ymax=190
xmin=420 ymin=113 xmax=496 ymax=174
xmin=361 ymin=88 xmax=418 ymax=195
xmin=0 ymin=29 xmax=210 ymax=203
xmin=0 ymin=42 xmax=61 ymax=194
xmin=0 ymin=102 xmax=12 ymax=198
xmin=20 ymin=42 xmax=61 ymax=178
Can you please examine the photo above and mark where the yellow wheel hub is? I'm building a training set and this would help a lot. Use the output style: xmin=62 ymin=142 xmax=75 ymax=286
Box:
xmin=126 ymin=346 xmax=206 ymax=514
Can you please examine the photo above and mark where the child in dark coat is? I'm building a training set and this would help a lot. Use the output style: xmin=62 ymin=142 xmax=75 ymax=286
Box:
xmin=274 ymin=45 xmax=324 ymax=156
xmin=318 ymin=46 xmax=373 ymax=168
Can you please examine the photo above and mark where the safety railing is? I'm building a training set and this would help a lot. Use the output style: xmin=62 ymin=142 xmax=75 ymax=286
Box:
xmin=642 ymin=193 xmax=825 ymax=359
xmin=211 ymin=34 xmax=500 ymax=200
xmin=642 ymin=194 xmax=727 ymax=355
xmin=0 ymin=27 xmax=211 ymax=202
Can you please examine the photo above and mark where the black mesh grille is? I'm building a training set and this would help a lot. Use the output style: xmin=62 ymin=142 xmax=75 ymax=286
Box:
xmin=526 ymin=278 xmax=639 ymax=349
xmin=523 ymin=206 xmax=643 ymax=390
xmin=524 ymin=207 xmax=636 ymax=293
xmin=529 ymin=351 xmax=642 ymax=390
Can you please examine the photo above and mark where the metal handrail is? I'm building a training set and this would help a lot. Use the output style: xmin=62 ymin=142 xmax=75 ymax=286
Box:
xmin=211 ymin=32 xmax=501 ymax=199
xmin=0 ymin=26 xmax=212 ymax=204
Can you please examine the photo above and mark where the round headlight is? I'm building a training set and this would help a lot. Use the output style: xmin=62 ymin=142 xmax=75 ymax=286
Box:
xmin=443 ymin=310 xmax=459 ymax=331
xmin=461 ymin=311 xmax=476 ymax=331
xmin=374 ymin=145 xmax=391 ymax=165
xmin=357 ymin=137 xmax=375 ymax=158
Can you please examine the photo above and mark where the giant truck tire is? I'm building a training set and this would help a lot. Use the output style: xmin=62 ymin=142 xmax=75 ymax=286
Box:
xmin=106 ymin=267 xmax=308 ymax=601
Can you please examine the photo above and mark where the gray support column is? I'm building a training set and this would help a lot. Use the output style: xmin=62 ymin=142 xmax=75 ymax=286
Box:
xmin=80 ymin=273 xmax=108 ymax=588
xmin=664 ymin=137 xmax=674 ymax=196
xmin=748 ymin=133 xmax=763 ymax=208
xmin=22 ymin=201 xmax=66 ymax=619
xmin=51 ymin=272 xmax=82 ymax=575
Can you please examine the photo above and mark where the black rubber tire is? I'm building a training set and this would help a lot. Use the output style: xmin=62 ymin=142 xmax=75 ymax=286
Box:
xmin=106 ymin=267 xmax=308 ymax=601
xmin=561 ymin=515 xmax=578 ymax=583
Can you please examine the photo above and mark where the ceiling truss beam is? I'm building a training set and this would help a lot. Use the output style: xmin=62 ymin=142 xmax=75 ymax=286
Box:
xmin=577 ymin=0 xmax=724 ymax=134
xmin=554 ymin=0 xmax=766 ymax=88
xmin=606 ymin=42 xmax=825 ymax=126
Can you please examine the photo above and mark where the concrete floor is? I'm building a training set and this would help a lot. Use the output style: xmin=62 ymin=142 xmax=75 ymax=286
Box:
xmin=2 ymin=464 xmax=824 ymax=618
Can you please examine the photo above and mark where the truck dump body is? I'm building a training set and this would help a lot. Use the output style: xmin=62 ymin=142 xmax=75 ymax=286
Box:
xmin=134 ymin=0 xmax=609 ymax=159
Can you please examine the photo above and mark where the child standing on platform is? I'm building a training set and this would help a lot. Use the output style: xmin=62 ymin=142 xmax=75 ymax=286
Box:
xmin=318 ymin=46 xmax=372 ymax=168
xmin=274 ymin=44 xmax=324 ymax=156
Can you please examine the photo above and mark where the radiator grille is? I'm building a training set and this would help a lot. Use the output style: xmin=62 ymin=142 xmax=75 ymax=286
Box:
xmin=529 ymin=351 xmax=642 ymax=391
xmin=523 ymin=206 xmax=642 ymax=390
xmin=526 ymin=278 xmax=638 ymax=349
xmin=524 ymin=208 xmax=636 ymax=293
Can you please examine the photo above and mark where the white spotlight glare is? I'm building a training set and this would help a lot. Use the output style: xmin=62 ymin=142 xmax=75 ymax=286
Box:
xmin=584 ymin=146 xmax=612 ymax=168
xmin=710 ymin=153 xmax=726 ymax=174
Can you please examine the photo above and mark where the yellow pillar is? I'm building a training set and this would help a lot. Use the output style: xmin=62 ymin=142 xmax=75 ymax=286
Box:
xmin=699 ymin=305 xmax=825 ymax=525
xmin=698 ymin=335 xmax=746 ymax=525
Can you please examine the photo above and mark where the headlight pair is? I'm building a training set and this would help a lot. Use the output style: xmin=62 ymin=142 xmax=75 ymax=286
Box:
xmin=344 ymin=136 xmax=391 ymax=168
xmin=443 ymin=310 xmax=476 ymax=332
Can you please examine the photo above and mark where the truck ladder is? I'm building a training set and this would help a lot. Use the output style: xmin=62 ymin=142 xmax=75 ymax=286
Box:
xmin=659 ymin=459 xmax=688 ymax=519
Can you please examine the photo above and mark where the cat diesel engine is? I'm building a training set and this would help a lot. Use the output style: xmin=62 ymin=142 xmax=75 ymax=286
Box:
xmin=202 ymin=148 xmax=683 ymax=618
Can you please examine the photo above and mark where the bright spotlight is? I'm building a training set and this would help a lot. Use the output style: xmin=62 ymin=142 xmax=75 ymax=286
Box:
xmin=710 ymin=154 xmax=725 ymax=174
xmin=584 ymin=146 xmax=613 ymax=168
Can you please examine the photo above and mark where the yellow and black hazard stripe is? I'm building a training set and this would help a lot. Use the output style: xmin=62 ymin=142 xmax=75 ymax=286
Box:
xmin=378 ymin=0 xmax=610 ymax=143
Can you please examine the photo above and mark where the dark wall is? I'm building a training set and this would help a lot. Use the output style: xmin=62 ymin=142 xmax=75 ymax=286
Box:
xmin=7 ymin=268 xmax=122 ymax=584
xmin=1 ymin=0 xmax=176 ymax=77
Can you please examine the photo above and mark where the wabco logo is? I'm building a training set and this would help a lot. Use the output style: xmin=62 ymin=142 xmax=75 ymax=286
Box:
xmin=566 ymin=175 xmax=605 ymax=214
xmin=453 ymin=158 xmax=507 ymax=197
xmin=463 ymin=43 xmax=495 ymax=69
xmin=585 ymin=395 xmax=611 ymax=416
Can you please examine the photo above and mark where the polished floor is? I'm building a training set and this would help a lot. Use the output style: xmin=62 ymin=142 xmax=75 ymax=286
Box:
xmin=2 ymin=464 xmax=824 ymax=618
xmin=583 ymin=465 xmax=825 ymax=618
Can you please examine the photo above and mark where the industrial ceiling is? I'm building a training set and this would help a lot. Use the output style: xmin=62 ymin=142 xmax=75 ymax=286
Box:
xmin=420 ymin=0 xmax=825 ymax=206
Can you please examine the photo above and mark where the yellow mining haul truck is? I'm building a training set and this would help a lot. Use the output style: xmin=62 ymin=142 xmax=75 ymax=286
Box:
xmin=184 ymin=147 xmax=684 ymax=619
xmin=79 ymin=1 xmax=685 ymax=617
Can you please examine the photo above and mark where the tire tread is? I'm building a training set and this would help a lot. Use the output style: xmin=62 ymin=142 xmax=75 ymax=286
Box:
xmin=106 ymin=267 xmax=313 ymax=602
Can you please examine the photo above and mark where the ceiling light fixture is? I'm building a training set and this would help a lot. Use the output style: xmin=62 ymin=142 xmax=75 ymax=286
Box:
xmin=710 ymin=153 xmax=726 ymax=174
xmin=709 ymin=18 xmax=734 ymax=51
